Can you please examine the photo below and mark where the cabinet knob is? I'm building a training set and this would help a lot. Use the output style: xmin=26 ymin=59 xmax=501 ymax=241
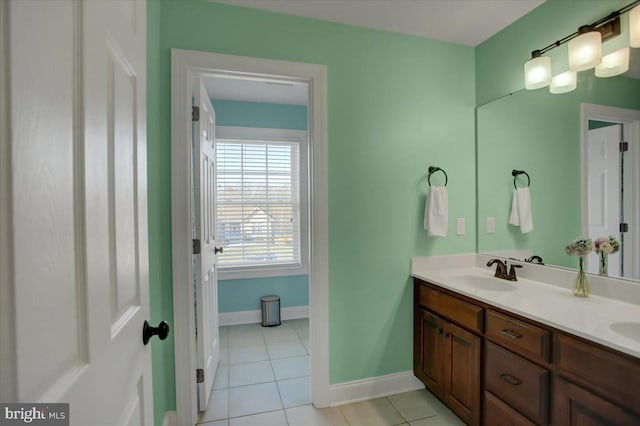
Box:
xmin=215 ymin=246 xmax=224 ymax=254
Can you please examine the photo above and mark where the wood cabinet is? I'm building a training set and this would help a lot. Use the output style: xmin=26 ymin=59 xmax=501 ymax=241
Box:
xmin=485 ymin=342 xmax=548 ymax=424
xmin=413 ymin=278 xmax=640 ymax=426
xmin=484 ymin=391 xmax=535 ymax=426
xmin=414 ymin=284 xmax=481 ymax=425
xmin=442 ymin=320 xmax=480 ymax=425
xmin=415 ymin=309 xmax=445 ymax=395
xmin=552 ymin=377 xmax=640 ymax=425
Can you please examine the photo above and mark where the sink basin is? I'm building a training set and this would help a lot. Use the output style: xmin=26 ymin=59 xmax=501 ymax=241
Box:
xmin=453 ymin=273 xmax=517 ymax=292
xmin=610 ymin=322 xmax=640 ymax=342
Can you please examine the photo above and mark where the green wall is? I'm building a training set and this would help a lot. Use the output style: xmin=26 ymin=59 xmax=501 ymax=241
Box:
xmin=218 ymin=275 xmax=309 ymax=312
xmin=146 ymin=1 xmax=177 ymax=425
xmin=212 ymin=99 xmax=308 ymax=130
xmin=475 ymin=0 xmax=631 ymax=106
xmin=147 ymin=0 xmax=476 ymax=422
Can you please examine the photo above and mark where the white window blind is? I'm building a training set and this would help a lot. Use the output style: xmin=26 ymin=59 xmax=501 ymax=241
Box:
xmin=216 ymin=139 xmax=301 ymax=270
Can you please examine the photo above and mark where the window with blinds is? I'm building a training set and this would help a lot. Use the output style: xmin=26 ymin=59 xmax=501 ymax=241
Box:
xmin=216 ymin=138 xmax=301 ymax=270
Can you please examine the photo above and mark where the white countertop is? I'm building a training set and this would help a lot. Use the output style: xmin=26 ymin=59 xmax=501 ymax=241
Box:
xmin=411 ymin=254 xmax=640 ymax=359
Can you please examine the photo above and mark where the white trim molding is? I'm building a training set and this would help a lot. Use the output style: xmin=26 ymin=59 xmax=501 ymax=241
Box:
xmin=161 ymin=411 xmax=177 ymax=426
xmin=219 ymin=305 xmax=309 ymax=326
xmin=329 ymin=371 xmax=424 ymax=407
xmin=171 ymin=49 xmax=329 ymax=426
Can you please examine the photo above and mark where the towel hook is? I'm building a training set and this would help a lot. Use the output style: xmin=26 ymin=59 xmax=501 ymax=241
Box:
xmin=512 ymin=169 xmax=530 ymax=189
xmin=428 ymin=166 xmax=448 ymax=187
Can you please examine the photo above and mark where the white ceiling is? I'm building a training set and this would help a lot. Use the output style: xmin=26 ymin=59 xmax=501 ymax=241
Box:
xmin=203 ymin=76 xmax=309 ymax=105
xmin=212 ymin=0 xmax=545 ymax=47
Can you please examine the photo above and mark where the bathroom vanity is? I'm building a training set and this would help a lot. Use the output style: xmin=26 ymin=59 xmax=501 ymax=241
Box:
xmin=412 ymin=255 xmax=640 ymax=426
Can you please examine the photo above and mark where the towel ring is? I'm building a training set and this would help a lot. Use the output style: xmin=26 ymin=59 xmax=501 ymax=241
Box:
xmin=428 ymin=166 xmax=448 ymax=187
xmin=512 ymin=169 xmax=530 ymax=189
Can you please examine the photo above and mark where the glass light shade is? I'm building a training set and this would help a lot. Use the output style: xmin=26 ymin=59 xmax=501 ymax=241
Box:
xmin=524 ymin=56 xmax=551 ymax=90
xmin=568 ymin=31 xmax=602 ymax=71
xmin=631 ymin=4 xmax=640 ymax=48
xmin=549 ymin=71 xmax=577 ymax=94
xmin=595 ymin=48 xmax=629 ymax=77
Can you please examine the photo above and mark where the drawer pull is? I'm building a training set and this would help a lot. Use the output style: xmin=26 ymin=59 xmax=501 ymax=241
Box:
xmin=500 ymin=329 xmax=522 ymax=340
xmin=499 ymin=373 xmax=522 ymax=386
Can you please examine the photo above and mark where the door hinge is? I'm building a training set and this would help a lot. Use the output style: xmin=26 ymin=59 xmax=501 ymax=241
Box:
xmin=620 ymin=142 xmax=629 ymax=152
xmin=193 ymin=239 xmax=201 ymax=254
xmin=620 ymin=223 xmax=629 ymax=233
xmin=196 ymin=369 xmax=204 ymax=384
xmin=192 ymin=106 xmax=200 ymax=122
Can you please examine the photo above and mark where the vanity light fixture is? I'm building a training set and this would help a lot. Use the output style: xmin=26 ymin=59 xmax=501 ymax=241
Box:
xmin=595 ymin=47 xmax=630 ymax=77
xmin=524 ymin=0 xmax=640 ymax=92
xmin=549 ymin=70 xmax=577 ymax=94
xmin=568 ymin=26 xmax=602 ymax=72
xmin=524 ymin=51 xmax=551 ymax=89
xmin=631 ymin=4 xmax=640 ymax=47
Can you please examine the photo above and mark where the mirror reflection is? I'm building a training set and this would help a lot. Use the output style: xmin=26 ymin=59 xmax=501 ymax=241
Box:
xmin=477 ymin=68 xmax=640 ymax=280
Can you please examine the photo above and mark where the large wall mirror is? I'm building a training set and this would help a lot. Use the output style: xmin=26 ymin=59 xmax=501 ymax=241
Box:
xmin=477 ymin=53 xmax=640 ymax=281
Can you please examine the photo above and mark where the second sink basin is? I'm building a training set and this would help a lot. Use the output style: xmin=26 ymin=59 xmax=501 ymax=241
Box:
xmin=610 ymin=322 xmax=640 ymax=343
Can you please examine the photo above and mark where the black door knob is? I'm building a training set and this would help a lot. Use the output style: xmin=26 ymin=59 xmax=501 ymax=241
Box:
xmin=142 ymin=320 xmax=170 ymax=345
xmin=215 ymin=246 xmax=224 ymax=254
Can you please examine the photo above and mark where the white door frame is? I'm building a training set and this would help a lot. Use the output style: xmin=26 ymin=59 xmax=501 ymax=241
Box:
xmin=0 ymin=1 xmax=15 ymax=400
xmin=581 ymin=103 xmax=640 ymax=278
xmin=170 ymin=49 xmax=329 ymax=425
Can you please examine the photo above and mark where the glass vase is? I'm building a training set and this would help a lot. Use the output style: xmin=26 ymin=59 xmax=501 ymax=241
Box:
xmin=598 ymin=252 xmax=608 ymax=276
xmin=573 ymin=256 xmax=590 ymax=297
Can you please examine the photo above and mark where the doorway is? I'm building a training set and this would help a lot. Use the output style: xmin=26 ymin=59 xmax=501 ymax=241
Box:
xmin=171 ymin=50 xmax=328 ymax=426
xmin=582 ymin=103 xmax=640 ymax=279
xmin=195 ymin=74 xmax=311 ymax=422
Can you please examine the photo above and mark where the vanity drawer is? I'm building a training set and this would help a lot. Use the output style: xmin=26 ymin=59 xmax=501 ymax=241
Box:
xmin=485 ymin=391 xmax=535 ymax=426
xmin=555 ymin=333 xmax=640 ymax=411
xmin=418 ymin=285 xmax=483 ymax=333
xmin=486 ymin=310 xmax=549 ymax=363
xmin=486 ymin=342 xmax=549 ymax=425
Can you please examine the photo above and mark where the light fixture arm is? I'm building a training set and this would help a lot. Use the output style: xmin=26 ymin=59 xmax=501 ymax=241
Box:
xmin=531 ymin=0 xmax=640 ymax=58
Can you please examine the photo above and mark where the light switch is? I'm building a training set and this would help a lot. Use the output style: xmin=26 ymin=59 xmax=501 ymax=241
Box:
xmin=456 ymin=218 xmax=465 ymax=235
xmin=487 ymin=217 xmax=496 ymax=234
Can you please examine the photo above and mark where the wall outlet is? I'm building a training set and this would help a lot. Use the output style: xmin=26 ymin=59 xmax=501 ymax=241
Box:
xmin=456 ymin=218 xmax=465 ymax=235
xmin=487 ymin=217 xmax=496 ymax=234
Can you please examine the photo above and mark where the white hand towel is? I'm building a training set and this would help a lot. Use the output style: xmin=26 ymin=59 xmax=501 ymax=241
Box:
xmin=509 ymin=190 xmax=520 ymax=227
xmin=424 ymin=186 xmax=448 ymax=237
xmin=508 ymin=188 xmax=534 ymax=234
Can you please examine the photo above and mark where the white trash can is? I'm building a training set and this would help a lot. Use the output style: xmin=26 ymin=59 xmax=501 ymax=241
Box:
xmin=261 ymin=295 xmax=281 ymax=327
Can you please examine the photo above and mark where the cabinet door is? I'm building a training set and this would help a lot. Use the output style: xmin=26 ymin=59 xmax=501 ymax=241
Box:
xmin=417 ymin=309 xmax=446 ymax=398
xmin=553 ymin=377 xmax=640 ymax=425
xmin=444 ymin=321 xmax=481 ymax=426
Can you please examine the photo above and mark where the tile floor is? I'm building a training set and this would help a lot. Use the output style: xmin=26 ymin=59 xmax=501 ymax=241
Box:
xmin=198 ymin=319 xmax=463 ymax=426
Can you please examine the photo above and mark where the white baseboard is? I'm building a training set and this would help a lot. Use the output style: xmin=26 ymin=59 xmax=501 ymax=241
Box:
xmin=161 ymin=411 xmax=177 ymax=426
xmin=329 ymin=370 xmax=424 ymax=407
xmin=219 ymin=305 xmax=309 ymax=326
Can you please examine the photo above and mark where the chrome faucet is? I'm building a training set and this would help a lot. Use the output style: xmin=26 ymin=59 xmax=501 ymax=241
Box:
xmin=487 ymin=259 xmax=522 ymax=281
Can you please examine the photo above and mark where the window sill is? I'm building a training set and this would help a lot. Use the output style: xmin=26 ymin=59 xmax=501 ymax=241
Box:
xmin=217 ymin=263 xmax=308 ymax=281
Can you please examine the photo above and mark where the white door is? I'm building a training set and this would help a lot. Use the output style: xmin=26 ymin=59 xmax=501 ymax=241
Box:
xmin=1 ymin=1 xmax=153 ymax=425
xmin=587 ymin=124 xmax=621 ymax=276
xmin=194 ymin=79 xmax=221 ymax=410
